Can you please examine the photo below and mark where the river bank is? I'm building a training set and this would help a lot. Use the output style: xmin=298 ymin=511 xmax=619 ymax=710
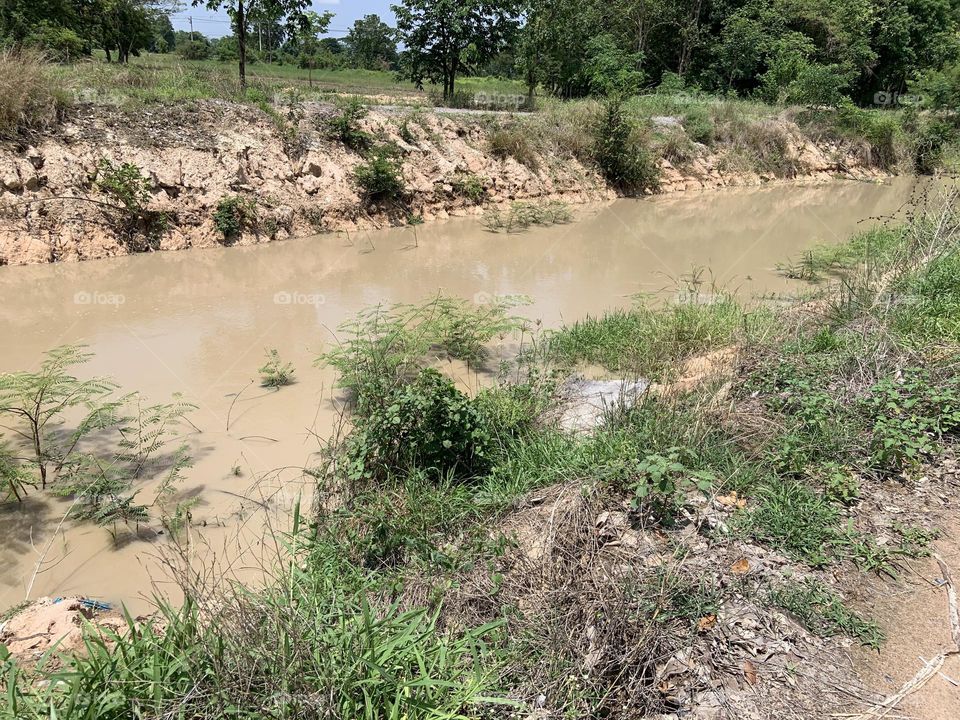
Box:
xmin=0 ymin=99 xmax=895 ymax=266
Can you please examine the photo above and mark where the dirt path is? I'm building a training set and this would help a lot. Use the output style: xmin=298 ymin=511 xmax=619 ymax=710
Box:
xmin=849 ymin=521 xmax=960 ymax=719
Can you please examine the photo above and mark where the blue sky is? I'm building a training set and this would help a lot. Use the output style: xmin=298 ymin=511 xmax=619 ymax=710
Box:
xmin=169 ymin=1 xmax=396 ymax=39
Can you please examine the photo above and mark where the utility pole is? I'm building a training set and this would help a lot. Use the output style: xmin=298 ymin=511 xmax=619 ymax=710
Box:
xmin=189 ymin=16 xmax=194 ymax=41
xmin=258 ymin=23 xmax=262 ymax=53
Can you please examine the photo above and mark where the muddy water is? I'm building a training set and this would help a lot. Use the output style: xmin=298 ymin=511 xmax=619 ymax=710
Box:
xmin=0 ymin=178 xmax=919 ymax=614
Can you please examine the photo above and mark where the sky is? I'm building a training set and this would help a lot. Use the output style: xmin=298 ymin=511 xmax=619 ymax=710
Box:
xmin=169 ymin=1 xmax=397 ymax=39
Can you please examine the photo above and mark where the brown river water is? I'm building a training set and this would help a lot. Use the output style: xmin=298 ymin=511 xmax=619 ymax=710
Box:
xmin=0 ymin=178 xmax=920 ymax=614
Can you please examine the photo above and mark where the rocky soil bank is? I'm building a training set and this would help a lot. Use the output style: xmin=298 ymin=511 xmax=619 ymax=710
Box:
xmin=0 ymin=101 xmax=889 ymax=266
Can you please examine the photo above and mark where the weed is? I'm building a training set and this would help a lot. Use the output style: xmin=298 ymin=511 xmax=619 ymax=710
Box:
xmin=768 ymin=579 xmax=884 ymax=648
xmin=353 ymin=144 xmax=405 ymax=203
xmin=322 ymin=96 xmax=372 ymax=152
xmin=481 ymin=200 xmax=573 ymax=232
xmin=343 ymin=368 xmax=492 ymax=484
xmin=213 ymin=195 xmax=258 ymax=243
xmin=630 ymin=446 xmax=715 ymax=523
xmin=0 ymin=49 xmax=69 ymax=140
xmin=488 ymin=126 xmax=539 ymax=170
xmin=259 ymin=348 xmax=296 ymax=388
xmin=446 ymin=171 xmax=487 ymax=204
xmin=742 ymin=481 xmax=839 ymax=567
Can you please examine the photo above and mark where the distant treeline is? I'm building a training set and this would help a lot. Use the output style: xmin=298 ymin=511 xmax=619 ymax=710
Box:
xmin=3 ymin=0 xmax=960 ymax=108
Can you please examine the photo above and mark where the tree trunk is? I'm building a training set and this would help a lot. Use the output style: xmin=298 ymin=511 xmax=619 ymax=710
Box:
xmin=238 ymin=0 xmax=247 ymax=91
xmin=105 ymin=47 xmax=112 ymax=63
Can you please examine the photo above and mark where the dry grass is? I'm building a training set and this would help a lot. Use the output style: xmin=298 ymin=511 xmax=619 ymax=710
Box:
xmin=0 ymin=49 xmax=69 ymax=141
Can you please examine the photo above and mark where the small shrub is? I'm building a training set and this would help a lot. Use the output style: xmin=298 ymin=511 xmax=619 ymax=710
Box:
xmin=213 ymin=196 xmax=258 ymax=243
xmin=0 ymin=49 xmax=69 ymax=140
xmin=447 ymin=171 xmax=487 ymax=204
xmin=323 ymin=96 xmax=372 ymax=152
xmin=96 ymin=158 xmax=151 ymax=214
xmin=259 ymin=348 xmax=295 ymax=388
xmin=354 ymin=145 xmax=405 ymax=203
xmin=488 ymin=126 xmax=539 ymax=170
xmin=343 ymin=368 xmax=491 ymax=483
xmin=629 ymin=446 xmax=714 ymax=523
xmin=594 ymin=98 xmax=660 ymax=194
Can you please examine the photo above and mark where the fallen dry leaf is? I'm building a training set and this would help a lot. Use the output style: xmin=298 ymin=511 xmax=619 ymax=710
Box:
xmin=697 ymin=614 xmax=717 ymax=632
xmin=731 ymin=557 xmax=750 ymax=575
xmin=743 ymin=659 xmax=758 ymax=685
xmin=716 ymin=491 xmax=747 ymax=508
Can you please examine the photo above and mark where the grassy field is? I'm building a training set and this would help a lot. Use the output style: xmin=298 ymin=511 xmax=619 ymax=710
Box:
xmin=46 ymin=51 xmax=528 ymax=106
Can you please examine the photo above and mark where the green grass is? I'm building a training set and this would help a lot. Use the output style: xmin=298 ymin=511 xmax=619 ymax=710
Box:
xmin=545 ymin=291 xmax=769 ymax=379
xmin=768 ymin=578 xmax=884 ymax=648
xmin=48 ymin=52 xmax=524 ymax=108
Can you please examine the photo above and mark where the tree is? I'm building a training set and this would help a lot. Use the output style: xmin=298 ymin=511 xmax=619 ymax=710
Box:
xmin=292 ymin=10 xmax=333 ymax=85
xmin=392 ymin=0 xmax=521 ymax=99
xmin=344 ymin=14 xmax=397 ymax=70
xmin=100 ymin=0 xmax=153 ymax=63
xmin=193 ymin=0 xmax=311 ymax=89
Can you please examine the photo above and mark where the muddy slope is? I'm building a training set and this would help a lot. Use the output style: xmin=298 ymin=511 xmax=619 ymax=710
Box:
xmin=0 ymin=101 xmax=887 ymax=266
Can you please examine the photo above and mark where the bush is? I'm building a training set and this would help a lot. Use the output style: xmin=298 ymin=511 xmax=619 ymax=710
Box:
xmin=95 ymin=158 xmax=151 ymax=214
xmin=177 ymin=40 xmax=210 ymax=60
xmin=682 ymin=106 xmax=715 ymax=144
xmin=593 ymin=98 xmax=660 ymax=194
xmin=835 ymin=101 xmax=904 ymax=169
xmin=353 ymin=145 xmax=405 ymax=203
xmin=344 ymin=368 xmax=491 ymax=483
xmin=213 ymin=195 xmax=258 ymax=243
xmin=323 ymin=96 xmax=372 ymax=152
xmin=446 ymin=171 xmax=487 ymax=204
xmin=0 ymin=49 xmax=69 ymax=140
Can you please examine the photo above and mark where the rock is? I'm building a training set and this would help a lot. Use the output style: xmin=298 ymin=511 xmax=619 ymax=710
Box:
xmin=557 ymin=377 xmax=650 ymax=433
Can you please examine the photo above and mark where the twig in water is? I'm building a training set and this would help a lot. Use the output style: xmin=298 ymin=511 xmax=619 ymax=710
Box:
xmin=226 ymin=380 xmax=253 ymax=432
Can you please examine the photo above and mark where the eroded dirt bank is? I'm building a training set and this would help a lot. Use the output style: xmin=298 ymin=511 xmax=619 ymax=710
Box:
xmin=0 ymin=101 xmax=891 ymax=266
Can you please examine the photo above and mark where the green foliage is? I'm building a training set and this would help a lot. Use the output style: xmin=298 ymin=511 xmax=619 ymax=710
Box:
xmin=630 ymin=447 xmax=714 ymax=522
xmin=353 ymin=144 xmax=406 ymax=203
xmin=547 ymin=291 xmax=757 ymax=378
xmin=481 ymin=200 xmax=572 ymax=232
xmin=344 ymin=368 xmax=492 ymax=483
xmin=862 ymin=369 xmax=960 ymax=473
xmin=0 ymin=345 xmax=194 ymax=525
xmin=3 ymin=524 xmax=504 ymax=719
xmin=322 ymin=96 xmax=372 ymax=151
xmin=95 ymin=158 xmax=151 ymax=214
xmin=593 ymin=97 xmax=659 ymax=194
xmin=446 ymin=171 xmax=487 ymax=204
xmin=835 ymin=101 xmax=905 ymax=169
xmin=258 ymin=348 xmax=296 ymax=388
xmin=768 ymin=579 xmax=884 ymax=648
xmin=742 ymin=481 xmax=839 ymax=567
xmin=583 ymin=34 xmax=644 ymax=96
xmin=682 ymin=106 xmax=715 ymax=144
xmin=318 ymin=295 xmax=525 ymax=403
xmin=213 ymin=195 xmax=257 ymax=242
xmin=393 ymin=0 xmax=521 ymax=99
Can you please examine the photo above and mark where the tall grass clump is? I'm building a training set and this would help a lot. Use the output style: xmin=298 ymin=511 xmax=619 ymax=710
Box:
xmin=546 ymin=287 xmax=766 ymax=378
xmin=0 ymin=50 xmax=69 ymax=140
xmin=2 ymin=514 xmax=505 ymax=719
